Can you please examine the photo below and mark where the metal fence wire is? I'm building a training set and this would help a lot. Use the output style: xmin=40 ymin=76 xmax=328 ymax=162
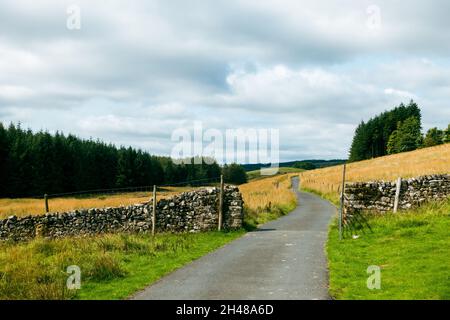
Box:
xmin=45 ymin=176 xmax=222 ymax=199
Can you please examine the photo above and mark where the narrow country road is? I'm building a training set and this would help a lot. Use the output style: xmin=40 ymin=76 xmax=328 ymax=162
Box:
xmin=132 ymin=177 xmax=336 ymax=300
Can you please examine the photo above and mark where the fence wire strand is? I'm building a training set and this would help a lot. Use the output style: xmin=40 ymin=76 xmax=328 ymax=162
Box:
xmin=44 ymin=176 xmax=222 ymax=199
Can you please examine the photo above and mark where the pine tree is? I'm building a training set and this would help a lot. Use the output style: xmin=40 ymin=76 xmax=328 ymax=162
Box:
xmin=387 ymin=129 xmax=398 ymax=154
xmin=0 ymin=123 xmax=9 ymax=196
xmin=349 ymin=101 xmax=422 ymax=161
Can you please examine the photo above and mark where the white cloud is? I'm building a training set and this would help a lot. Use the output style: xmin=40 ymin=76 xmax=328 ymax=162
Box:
xmin=384 ymin=88 xmax=417 ymax=99
xmin=0 ymin=85 xmax=34 ymax=100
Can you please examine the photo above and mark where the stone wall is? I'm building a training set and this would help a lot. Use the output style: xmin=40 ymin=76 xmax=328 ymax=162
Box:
xmin=0 ymin=185 xmax=244 ymax=241
xmin=344 ymin=174 xmax=450 ymax=213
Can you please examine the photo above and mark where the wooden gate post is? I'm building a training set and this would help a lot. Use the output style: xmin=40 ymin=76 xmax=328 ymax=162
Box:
xmin=393 ymin=177 xmax=402 ymax=213
xmin=44 ymin=194 xmax=49 ymax=213
xmin=152 ymin=185 xmax=156 ymax=236
xmin=218 ymin=175 xmax=224 ymax=231
xmin=339 ymin=164 xmax=347 ymax=240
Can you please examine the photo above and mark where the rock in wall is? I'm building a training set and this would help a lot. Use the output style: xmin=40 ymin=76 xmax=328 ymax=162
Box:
xmin=0 ymin=185 xmax=244 ymax=242
xmin=345 ymin=174 xmax=450 ymax=213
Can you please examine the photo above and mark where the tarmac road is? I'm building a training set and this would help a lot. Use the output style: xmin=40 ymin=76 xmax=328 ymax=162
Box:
xmin=132 ymin=177 xmax=336 ymax=300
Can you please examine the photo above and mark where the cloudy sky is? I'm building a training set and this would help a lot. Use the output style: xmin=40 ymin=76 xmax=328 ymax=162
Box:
xmin=1 ymin=0 xmax=450 ymax=162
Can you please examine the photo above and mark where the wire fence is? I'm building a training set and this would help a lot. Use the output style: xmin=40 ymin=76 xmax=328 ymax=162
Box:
xmin=44 ymin=176 xmax=222 ymax=199
xmin=27 ymin=176 xmax=223 ymax=214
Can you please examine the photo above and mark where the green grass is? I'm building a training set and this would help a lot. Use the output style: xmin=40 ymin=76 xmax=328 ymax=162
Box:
xmin=246 ymin=167 xmax=304 ymax=181
xmin=0 ymin=230 xmax=244 ymax=300
xmin=327 ymin=198 xmax=450 ymax=300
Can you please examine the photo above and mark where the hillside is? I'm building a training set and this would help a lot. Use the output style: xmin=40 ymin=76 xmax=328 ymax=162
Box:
xmin=242 ymin=159 xmax=346 ymax=172
xmin=246 ymin=167 xmax=304 ymax=181
xmin=299 ymin=144 xmax=450 ymax=203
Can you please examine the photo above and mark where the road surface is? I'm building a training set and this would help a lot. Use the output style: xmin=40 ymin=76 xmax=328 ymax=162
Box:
xmin=132 ymin=177 xmax=336 ymax=300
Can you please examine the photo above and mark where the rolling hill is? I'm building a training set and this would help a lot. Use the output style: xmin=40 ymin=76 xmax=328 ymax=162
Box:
xmin=299 ymin=143 xmax=450 ymax=204
xmin=242 ymin=159 xmax=346 ymax=172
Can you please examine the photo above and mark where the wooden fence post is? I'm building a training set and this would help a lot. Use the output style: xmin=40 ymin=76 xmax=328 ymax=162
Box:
xmin=44 ymin=194 xmax=49 ymax=213
xmin=339 ymin=164 xmax=347 ymax=240
xmin=218 ymin=175 xmax=224 ymax=231
xmin=393 ymin=177 xmax=402 ymax=213
xmin=152 ymin=185 xmax=156 ymax=236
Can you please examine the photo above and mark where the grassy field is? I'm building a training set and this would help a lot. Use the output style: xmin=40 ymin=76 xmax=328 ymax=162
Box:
xmin=299 ymin=144 xmax=450 ymax=204
xmin=327 ymin=198 xmax=450 ymax=299
xmin=240 ymin=173 xmax=299 ymax=228
xmin=0 ymin=230 xmax=244 ymax=300
xmin=0 ymin=187 xmax=194 ymax=219
xmin=246 ymin=167 xmax=304 ymax=181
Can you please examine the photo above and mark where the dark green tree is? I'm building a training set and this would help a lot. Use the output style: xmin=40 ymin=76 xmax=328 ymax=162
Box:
xmin=222 ymin=163 xmax=247 ymax=185
xmin=387 ymin=117 xmax=422 ymax=154
xmin=0 ymin=123 xmax=9 ymax=196
xmin=349 ymin=100 xmax=422 ymax=161
xmin=423 ymin=127 xmax=444 ymax=148
xmin=293 ymin=161 xmax=316 ymax=170
xmin=386 ymin=129 xmax=398 ymax=155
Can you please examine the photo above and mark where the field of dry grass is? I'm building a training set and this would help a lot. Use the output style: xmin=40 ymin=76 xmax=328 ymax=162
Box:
xmin=240 ymin=173 xmax=299 ymax=227
xmin=299 ymin=144 xmax=450 ymax=204
xmin=0 ymin=187 xmax=192 ymax=219
xmin=241 ymin=173 xmax=298 ymax=211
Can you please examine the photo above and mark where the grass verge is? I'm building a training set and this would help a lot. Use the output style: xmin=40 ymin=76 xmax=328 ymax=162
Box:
xmin=327 ymin=198 xmax=450 ymax=300
xmin=0 ymin=230 xmax=245 ymax=300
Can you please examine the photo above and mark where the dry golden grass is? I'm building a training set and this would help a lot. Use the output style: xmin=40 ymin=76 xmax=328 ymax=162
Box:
xmin=0 ymin=186 xmax=192 ymax=219
xmin=240 ymin=173 xmax=298 ymax=213
xmin=299 ymin=144 xmax=450 ymax=204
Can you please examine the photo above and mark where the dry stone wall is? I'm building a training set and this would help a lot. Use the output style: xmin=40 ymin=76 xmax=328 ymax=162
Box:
xmin=345 ymin=174 xmax=450 ymax=213
xmin=0 ymin=185 xmax=243 ymax=242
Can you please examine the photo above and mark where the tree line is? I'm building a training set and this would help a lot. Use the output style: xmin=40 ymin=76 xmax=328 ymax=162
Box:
xmin=0 ymin=123 xmax=243 ymax=198
xmin=349 ymin=100 xmax=450 ymax=162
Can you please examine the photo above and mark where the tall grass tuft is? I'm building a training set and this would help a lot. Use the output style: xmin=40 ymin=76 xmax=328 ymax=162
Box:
xmin=87 ymin=253 xmax=127 ymax=281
